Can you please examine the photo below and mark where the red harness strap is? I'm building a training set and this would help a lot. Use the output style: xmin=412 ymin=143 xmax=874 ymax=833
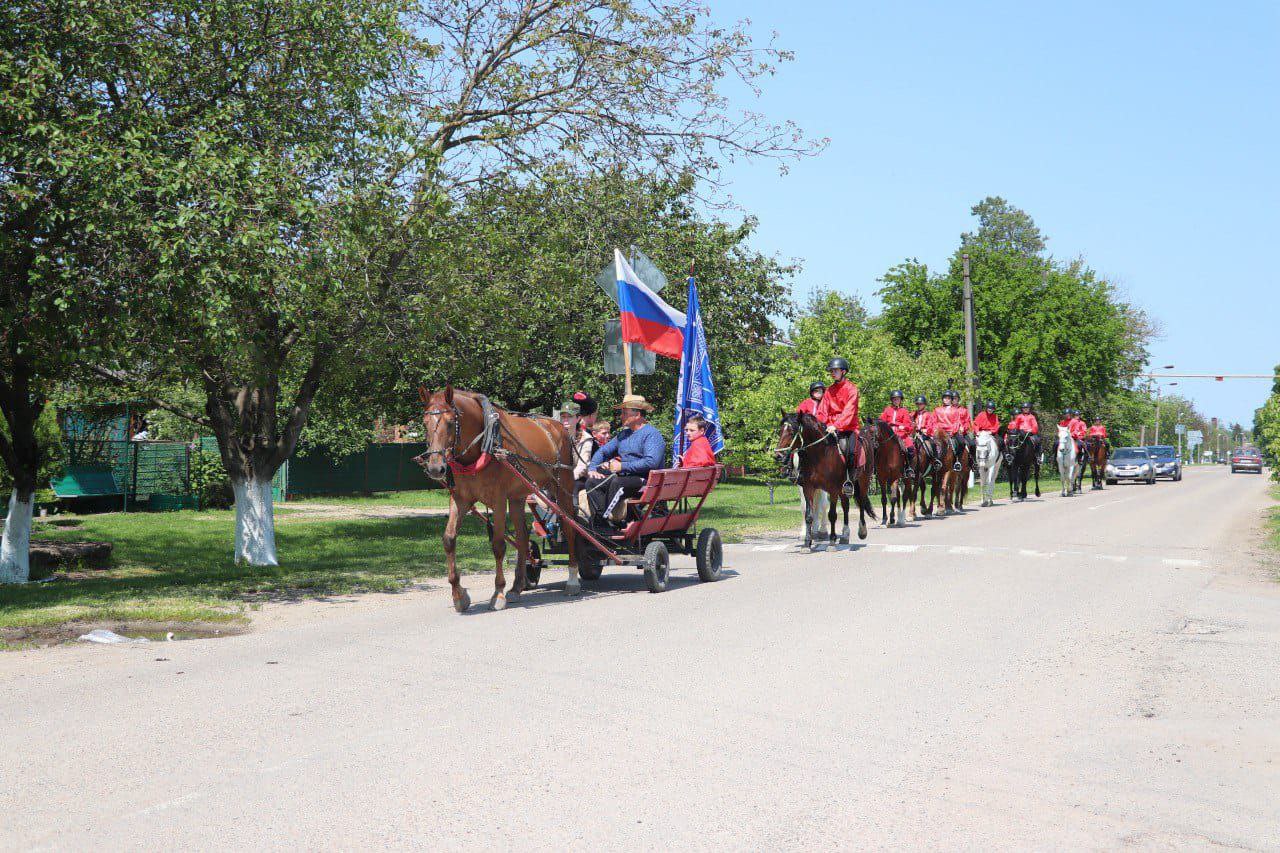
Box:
xmin=448 ymin=452 xmax=492 ymax=476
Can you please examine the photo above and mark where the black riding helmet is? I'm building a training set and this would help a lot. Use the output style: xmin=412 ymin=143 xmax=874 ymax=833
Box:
xmin=984 ymin=400 xmax=996 ymax=410
xmin=942 ymin=389 xmax=956 ymax=401
xmin=809 ymin=380 xmax=826 ymax=393
xmin=915 ymin=395 xmax=928 ymax=405
xmin=1021 ymin=401 xmax=1032 ymax=410
xmin=890 ymin=389 xmax=904 ymax=400
xmin=828 ymin=357 xmax=849 ymax=372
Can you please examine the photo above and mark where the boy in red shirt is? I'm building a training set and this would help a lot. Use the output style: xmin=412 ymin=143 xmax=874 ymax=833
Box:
xmin=678 ymin=415 xmax=717 ymax=468
xmin=796 ymin=381 xmax=825 ymax=417
xmin=1087 ymin=417 xmax=1109 ymax=457
xmin=933 ymin=390 xmax=973 ymax=472
xmin=974 ymin=400 xmax=1002 ymax=452
xmin=879 ymin=390 xmax=916 ymax=472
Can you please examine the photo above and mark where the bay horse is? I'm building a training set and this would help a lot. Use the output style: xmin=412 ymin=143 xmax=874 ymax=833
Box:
xmin=1004 ymin=428 xmax=1040 ymax=501
xmin=868 ymin=419 xmax=912 ymax=526
xmin=1085 ymin=436 xmax=1109 ymax=489
xmin=416 ymin=385 xmax=579 ymax=613
xmin=774 ymin=411 xmax=874 ymax=548
xmin=912 ymin=429 xmax=942 ymax=517
xmin=932 ymin=428 xmax=971 ymax=514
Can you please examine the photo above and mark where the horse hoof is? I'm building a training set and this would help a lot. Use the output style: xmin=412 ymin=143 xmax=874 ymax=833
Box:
xmin=858 ymin=525 xmax=867 ymax=540
xmin=840 ymin=535 xmax=850 ymax=545
xmin=564 ymin=580 xmax=582 ymax=597
xmin=454 ymin=590 xmax=471 ymax=613
xmin=491 ymin=593 xmax=506 ymax=611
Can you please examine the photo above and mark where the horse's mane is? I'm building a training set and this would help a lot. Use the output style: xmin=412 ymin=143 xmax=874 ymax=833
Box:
xmin=796 ymin=411 xmax=824 ymax=433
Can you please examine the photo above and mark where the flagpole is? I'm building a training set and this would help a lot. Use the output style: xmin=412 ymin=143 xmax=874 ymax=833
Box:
xmin=622 ymin=325 xmax=633 ymax=397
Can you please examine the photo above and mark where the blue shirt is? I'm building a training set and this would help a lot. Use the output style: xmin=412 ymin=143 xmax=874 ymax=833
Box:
xmin=588 ymin=422 xmax=666 ymax=477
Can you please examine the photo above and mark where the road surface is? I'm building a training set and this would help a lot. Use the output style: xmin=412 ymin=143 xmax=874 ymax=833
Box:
xmin=2 ymin=466 xmax=1278 ymax=850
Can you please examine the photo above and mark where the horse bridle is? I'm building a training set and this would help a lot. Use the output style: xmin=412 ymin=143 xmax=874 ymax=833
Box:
xmin=420 ymin=404 xmax=484 ymax=471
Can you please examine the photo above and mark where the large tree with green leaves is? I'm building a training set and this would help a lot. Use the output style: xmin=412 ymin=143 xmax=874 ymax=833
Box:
xmin=88 ymin=0 xmax=819 ymax=566
xmin=877 ymin=199 xmax=1151 ymax=419
xmin=1 ymin=0 xmax=177 ymax=581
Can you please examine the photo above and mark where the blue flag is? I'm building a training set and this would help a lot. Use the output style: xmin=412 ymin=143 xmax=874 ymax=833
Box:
xmin=673 ymin=276 xmax=725 ymax=465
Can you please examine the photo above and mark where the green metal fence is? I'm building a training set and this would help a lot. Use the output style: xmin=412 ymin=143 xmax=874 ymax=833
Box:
xmin=279 ymin=443 xmax=434 ymax=498
xmin=51 ymin=439 xmax=200 ymax=510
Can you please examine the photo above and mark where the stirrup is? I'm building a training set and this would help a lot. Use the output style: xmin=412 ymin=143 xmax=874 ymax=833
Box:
xmin=841 ymin=478 xmax=855 ymax=496
xmin=952 ymin=462 xmax=962 ymax=472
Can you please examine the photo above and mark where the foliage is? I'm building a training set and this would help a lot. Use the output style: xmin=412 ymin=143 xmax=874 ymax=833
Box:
xmin=1252 ymin=364 xmax=1280 ymax=476
xmin=876 ymin=199 xmax=1151 ymax=418
xmin=721 ymin=291 xmax=962 ymax=470
xmin=190 ymin=449 xmax=234 ymax=510
xmin=0 ymin=408 xmax=63 ymax=494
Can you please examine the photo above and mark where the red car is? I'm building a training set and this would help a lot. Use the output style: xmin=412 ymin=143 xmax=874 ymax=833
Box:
xmin=1231 ymin=448 xmax=1263 ymax=474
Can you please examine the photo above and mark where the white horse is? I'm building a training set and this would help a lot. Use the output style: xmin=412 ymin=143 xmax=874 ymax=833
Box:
xmin=974 ymin=430 xmax=1002 ymax=507
xmin=1056 ymin=425 xmax=1080 ymax=497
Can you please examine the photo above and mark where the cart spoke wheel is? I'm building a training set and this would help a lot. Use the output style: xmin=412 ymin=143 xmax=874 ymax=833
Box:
xmin=575 ymin=536 xmax=604 ymax=582
xmin=643 ymin=541 xmax=669 ymax=593
xmin=695 ymin=528 xmax=723 ymax=582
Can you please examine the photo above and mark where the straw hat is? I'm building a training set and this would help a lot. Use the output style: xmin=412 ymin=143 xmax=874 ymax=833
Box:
xmin=614 ymin=394 xmax=654 ymax=412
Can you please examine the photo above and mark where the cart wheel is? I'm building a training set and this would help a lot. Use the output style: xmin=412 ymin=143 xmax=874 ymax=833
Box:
xmin=642 ymin=540 xmax=669 ymax=593
xmin=525 ymin=541 xmax=542 ymax=589
xmin=695 ymin=528 xmax=723 ymax=582
xmin=575 ymin=536 xmax=604 ymax=582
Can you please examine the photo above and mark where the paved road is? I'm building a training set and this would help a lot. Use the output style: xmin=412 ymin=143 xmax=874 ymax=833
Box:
xmin=3 ymin=467 xmax=1278 ymax=850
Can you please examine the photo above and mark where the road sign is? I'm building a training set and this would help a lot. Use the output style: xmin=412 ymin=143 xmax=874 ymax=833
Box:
xmin=1174 ymin=423 xmax=1186 ymax=435
xmin=1187 ymin=429 xmax=1203 ymax=444
xmin=603 ymin=320 xmax=655 ymax=376
xmin=593 ymin=246 xmax=668 ymax=306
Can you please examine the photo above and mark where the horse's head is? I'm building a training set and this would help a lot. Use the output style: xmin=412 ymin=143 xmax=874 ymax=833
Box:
xmin=774 ymin=410 xmax=803 ymax=470
xmin=416 ymin=384 xmax=461 ymax=481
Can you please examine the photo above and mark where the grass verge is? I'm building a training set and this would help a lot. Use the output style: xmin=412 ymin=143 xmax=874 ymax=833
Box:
xmin=1 ymin=478 xmax=799 ymax=639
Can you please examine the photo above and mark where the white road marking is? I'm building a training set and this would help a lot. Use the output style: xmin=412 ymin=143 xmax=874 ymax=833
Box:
xmin=1097 ymin=555 xmax=1128 ymax=562
xmin=751 ymin=543 xmax=789 ymax=552
xmin=1163 ymin=558 xmax=1203 ymax=568
xmin=881 ymin=544 xmax=919 ymax=553
xmin=949 ymin=546 xmax=985 ymax=555
xmin=1088 ymin=496 xmax=1137 ymax=511
xmin=1019 ymin=549 xmax=1055 ymax=558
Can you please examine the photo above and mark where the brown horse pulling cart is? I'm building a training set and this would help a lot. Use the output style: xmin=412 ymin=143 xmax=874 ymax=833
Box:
xmin=523 ymin=464 xmax=725 ymax=593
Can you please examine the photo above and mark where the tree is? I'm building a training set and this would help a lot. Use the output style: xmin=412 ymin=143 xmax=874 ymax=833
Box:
xmin=721 ymin=292 xmax=962 ymax=470
xmin=877 ymin=200 xmax=1151 ymax=419
xmin=1 ymin=0 xmax=175 ymax=581
xmin=87 ymin=0 xmax=819 ymax=566
xmin=962 ymin=196 xmax=1046 ymax=257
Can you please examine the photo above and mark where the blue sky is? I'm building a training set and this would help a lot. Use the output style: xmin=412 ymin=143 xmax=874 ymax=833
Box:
xmin=714 ymin=0 xmax=1278 ymax=426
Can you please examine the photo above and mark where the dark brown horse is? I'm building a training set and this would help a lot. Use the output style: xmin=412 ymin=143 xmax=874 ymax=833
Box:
xmin=1085 ymin=436 xmax=1109 ymax=490
xmin=867 ymin=419 xmax=913 ymax=527
xmin=913 ymin=429 xmax=942 ymax=517
xmin=416 ymin=386 xmax=579 ymax=613
xmin=774 ymin=411 xmax=874 ymax=548
xmin=932 ymin=428 xmax=971 ymax=514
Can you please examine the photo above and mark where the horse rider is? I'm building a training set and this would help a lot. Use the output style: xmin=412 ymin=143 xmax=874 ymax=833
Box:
xmin=1087 ymin=416 xmax=1110 ymax=456
xmin=879 ymin=389 xmax=916 ymax=475
xmin=797 ymin=380 xmax=825 ymax=417
xmin=1060 ymin=408 xmax=1088 ymax=460
xmin=933 ymin=390 xmax=974 ymax=472
xmin=814 ymin=356 xmax=861 ymax=494
xmin=974 ymin=399 xmax=1002 ymax=451
xmin=912 ymin=394 xmax=939 ymax=469
xmin=587 ymin=394 xmax=666 ymax=523
xmin=1008 ymin=401 xmax=1042 ymax=460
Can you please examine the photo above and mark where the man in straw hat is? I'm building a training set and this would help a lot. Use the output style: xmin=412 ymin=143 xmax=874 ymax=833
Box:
xmin=586 ymin=394 xmax=667 ymax=523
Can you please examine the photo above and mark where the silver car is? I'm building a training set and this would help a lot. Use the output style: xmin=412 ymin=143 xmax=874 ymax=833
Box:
xmin=1106 ymin=447 xmax=1156 ymax=485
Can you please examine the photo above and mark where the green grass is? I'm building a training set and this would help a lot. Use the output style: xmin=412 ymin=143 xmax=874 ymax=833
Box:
xmin=0 ymin=478 xmax=799 ymax=637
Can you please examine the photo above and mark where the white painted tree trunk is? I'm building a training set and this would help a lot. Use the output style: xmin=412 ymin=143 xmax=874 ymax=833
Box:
xmin=233 ymin=478 xmax=278 ymax=566
xmin=1 ymin=491 xmax=34 ymax=584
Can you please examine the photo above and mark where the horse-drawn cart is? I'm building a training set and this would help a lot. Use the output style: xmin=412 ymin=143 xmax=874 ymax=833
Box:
xmin=520 ymin=464 xmax=725 ymax=593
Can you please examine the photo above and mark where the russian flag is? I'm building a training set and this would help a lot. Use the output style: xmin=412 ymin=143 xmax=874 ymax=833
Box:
xmin=616 ymin=249 xmax=685 ymax=359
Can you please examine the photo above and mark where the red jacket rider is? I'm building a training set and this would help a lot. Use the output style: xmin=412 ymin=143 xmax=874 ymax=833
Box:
xmin=816 ymin=377 xmax=860 ymax=433
xmin=974 ymin=409 xmax=1000 ymax=433
xmin=880 ymin=399 xmax=914 ymax=449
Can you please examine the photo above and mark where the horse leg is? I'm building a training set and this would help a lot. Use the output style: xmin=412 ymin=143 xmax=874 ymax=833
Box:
xmin=489 ymin=500 xmax=508 ymax=610
xmin=802 ymin=486 xmax=814 ymax=549
xmin=879 ymin=479 xmax=888 ymax=527
xmin=445 ymin=497 xmax=473 ymax=613
xmin=507 ymin=496 xmax=528 ymax=601
xmin=559 ymin=470 xmax=581 ymax=596
xmin=855 ymin=483 xmax=868 ymax=540
xmin=826 ymin=493 xmax=838 ymax=543
xmin=839 ymin=493 xmax=850 ymax=544
xmin=1034 ymin=461 xmax=1041 ymax=498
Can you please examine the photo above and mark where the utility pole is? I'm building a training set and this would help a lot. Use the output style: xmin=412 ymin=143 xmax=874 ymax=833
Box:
xmin=1213 ymin=416 xmax=1219 ymax=461
xmin=962 ymin=253 xmax=977 ymax=416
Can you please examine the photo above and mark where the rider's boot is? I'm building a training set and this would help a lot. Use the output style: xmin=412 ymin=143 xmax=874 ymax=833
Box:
xmin=951 ymin=437 xmax=962 ymax=472
xmin=840 ymin=433 xmax=856 ymax=496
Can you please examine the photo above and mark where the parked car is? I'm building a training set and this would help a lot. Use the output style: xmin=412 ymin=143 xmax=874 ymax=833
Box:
xmin=1106 ymin=447 xmax=1157 ymax=485
xmin=1144 ymin=445 xmax=1182 ymax=481
xmin=1231 ymin=448 xmax=1263 ymax=474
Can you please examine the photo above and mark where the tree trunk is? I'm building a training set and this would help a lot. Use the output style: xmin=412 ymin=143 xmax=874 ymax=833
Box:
xmin=0 ymin=489 xmax=34 ymax=583
xmin=232 ymin=476 xmax=278 ymax=566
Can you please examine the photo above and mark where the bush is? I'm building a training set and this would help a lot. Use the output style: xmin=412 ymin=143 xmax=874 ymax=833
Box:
xmin=190 ymin=449 xmax=234 ymax=509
